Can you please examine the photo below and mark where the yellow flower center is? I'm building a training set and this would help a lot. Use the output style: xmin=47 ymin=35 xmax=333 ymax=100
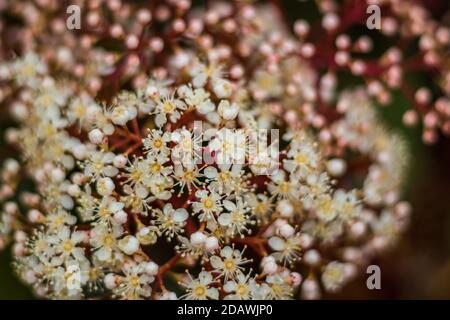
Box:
xmin=219 ymin=172 xmax=230 ymax=181
xmin=63 ymin=241 xmax=73 ymax=252
xmin=20 ymin=64 xmax=35 ymax=77
xmin=319 ymin=199 xmax=333 ymax=214
xmin=151 ymin=163 xmax=161 ymax=173
xmin=203 ymin=198 xmax=214 ymax=209
xmin=163 ymin=102 xmax=174 ymax=113
xmin=237 ymin=284 xmax=248 ymax=296
xmin=89 ymin=269 xmax=99 ymax=280
xmin=184 ymin=171 xmax=194 ymax=181
xmin=294 ymin=154 xmax=308 ymax=165
xmin=40 ymin=94 xmax=53 ymax=108
xmin=256 ymin=203 xmax=267 ymax=214
xmin=75 ymin=104 xmax=86 ymax=117
xmin=94 ymin=162 xmax=104 ymax=171
xmin=224 ymin=259 xmax=235 ymax=271
xmin=130 ymin=275 xmax=140 ymax=288
xmin=194 ymin=285 xmax=206 ymax=297
xmin=103 ymin=235 xmax=114 ymax=246
xmin=99 ymin=207 xmax=109 ymax=217
xmin=131 ymin=169 xmax=142 ymax=181
xmin=153 ymin=139 xmax=163 ymax=148
xmin=280 ymin=182 xmax=291 ymax=194
xmin=44 ymin=266 xmax=53 ymax=274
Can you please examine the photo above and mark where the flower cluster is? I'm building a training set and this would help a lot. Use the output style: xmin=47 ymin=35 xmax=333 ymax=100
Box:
xmin=0 ymin=0 xmax=419 ymax=300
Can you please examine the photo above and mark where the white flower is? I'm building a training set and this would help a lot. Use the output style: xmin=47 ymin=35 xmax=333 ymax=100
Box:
xmin=248 ymin=148 xmax=280 ymax=176
xmin=96 ymin=177 xmax=115 ymax=196
xmin=268 ymin=234 xmax=302 ymax=264
xmin=88 ymin=128 xmax=104 ymax=144
xmin=217 ymin=100 xmax=239 ymax=120
xmin=327 ymin=158 xmax=347 ymax=177
xmin=213 ymin=79 xmax=233 ymax=98
xmin=83 ymin=151 xmax=119 ymax=181
xmin=118 ymin=235 xmax=140 ymax=255
xmin=110 ymin=104 xmax=136 ymax=126
xmin=250 ymin=70 xmax=283 ymax=99
xmin=123 ymin=157 xmax=148 ymax=193
xmin=223 ymin=272 xmax=256 ymax=300
xmin=142 ymin=129 xmax=171 ymax=157
xmin=90 ymin=225 xmax=123 ymax=262
xmin=114 ymin=262 xmax=154 ymax=299
xmin=52 ymin=226 xmax=86 ymax=261
xmin=152 ymin=203 xmax=188 ymax=239
xmin=153 ymin=94 xmax=186 ymax=127
xmin=192 ymin=189 xmax=223 ymax=222
xmin=208 ymin=128 xmax=247 ymax=165
xmin=190 ymin=231 xmax=207 ymax=247
xmin=45 ymin=210 xmax=77 ymax=232
xmin=180 ymin=271 xmax=219 ymax=300
xmin=283 ymin=140 xmax=319 ymax=178
xmin=321 ymin=261 xmax=352 ymax=292
xmin=333 ymin=189 xmax=361 ymax=221
xmin=204 ymin=164 xmax=245 ymax=195
xmin=12 ymin=52 xmax=47 ymax=87
xmin=217 ymin=198 xmax=252 ymax=237
xmin=144 ymin=78 xmax=172 ymax=99
xmin=264 ymin=274 xmax=293 ymax=300
xmin=245 ymin=193 xmax=273 ymax=224
xmin=210 ymin=246 xmax=250 ymax=280
xmin=178 ymin=86 xmax=215 ymax=117
xmin=171 ymin=128 xmax=202 ymax=166
xmin=34 ymin=84 xmax=69 ymax=121
xmin=147 ymin=176 xmax=174 ymax=202
xmin=300 ymin=173 xmax=331 ymax=209
xmin=173 ymin=163 xmax=203 ymax=193
xmin=142 ymin=155 xmax=172 ymax=185
xmin=267 ymin=170 xmax=300 ymax=200
xmin=189 ymin=61 xmax=225 ymax=88
xmin=314 ymin=194 xmax=337 ymax=222
xmin=67 ymin=95 xmax=97 ymax=128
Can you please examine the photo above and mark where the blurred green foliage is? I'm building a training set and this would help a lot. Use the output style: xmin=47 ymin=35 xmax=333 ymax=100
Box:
xmin=0 ymin=250 xmax=33 ymax=299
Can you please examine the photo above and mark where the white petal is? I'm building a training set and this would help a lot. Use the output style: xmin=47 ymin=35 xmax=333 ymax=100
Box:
xmin=104 ymin=166 xmax=119 ymax=177
xmin=222 ymin=200 xmax=235 ymax=212
xmin=268 ymin=236 xmax=286 ymax=251
xmin=204 ymin=166 xmax=218 ymax=179
xmin=73 ymin=247 xmax=86 ymax=260
xmin=109 ymin=201 xmax=125 ymax=212
xmin=155 ymin=113 xmax=167 ymax=127
xmin=96 ymin=247 xmax=112 ymax=261
xmin=210 ymin=256 xmax=223 ymax=269
xmin=223 ymin=280 xmax=237 ymax=293
xmin=218 ymin=213 xmax=232 ymax=226
xmin=207 ymin=288 xmax=219 ymax=300
xmin=193 ymin=73 xmax=207 ymax=88
xmin=221 ymin=246 xmax=233 ymax=258
xmin=173 ymin=209 xmax=188 ymax=222
xmin=71 ymin=231 xmax=85 ymax=244
xmin=198 ymin=271 xmax=212 ymax=285
xmin=136 ymin=184 xmax=149 ymax=198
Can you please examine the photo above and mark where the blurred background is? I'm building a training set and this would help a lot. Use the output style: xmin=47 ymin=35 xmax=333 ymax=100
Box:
xmin=1 ymin=0 xmax=450 ymax=299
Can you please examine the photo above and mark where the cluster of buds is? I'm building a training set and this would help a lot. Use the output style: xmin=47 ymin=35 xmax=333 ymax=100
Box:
xmin=0 ymin=0 xmax=423 ymax=299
